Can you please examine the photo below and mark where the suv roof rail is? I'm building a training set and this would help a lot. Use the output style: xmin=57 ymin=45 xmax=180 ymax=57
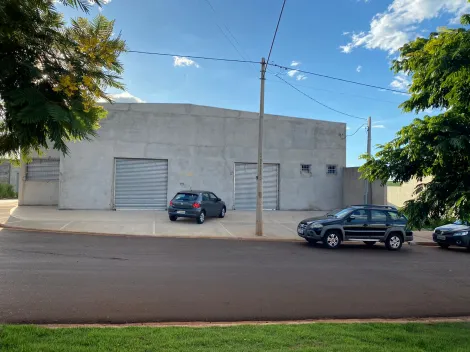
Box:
xmin=350 ymin=204 xmax=398 ymax=210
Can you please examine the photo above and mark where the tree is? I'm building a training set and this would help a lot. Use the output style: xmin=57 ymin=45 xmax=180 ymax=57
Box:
xmin=360 ymin=9 xmax=470 ymax=229
xmin=0 ymin=0 xmax=126 ymax=158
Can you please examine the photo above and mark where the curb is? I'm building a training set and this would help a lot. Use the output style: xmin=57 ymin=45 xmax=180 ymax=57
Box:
xmin=41 ymin=316 xmax=470 ymax=328
xmin=0 ymin=223 xmax=304 ymax=243
xmin=0 ymin=223 xmax=438 ymax=246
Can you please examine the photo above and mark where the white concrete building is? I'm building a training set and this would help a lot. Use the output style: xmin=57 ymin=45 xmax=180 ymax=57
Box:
xmin=19 ymin=103 xmax=346 ymax=211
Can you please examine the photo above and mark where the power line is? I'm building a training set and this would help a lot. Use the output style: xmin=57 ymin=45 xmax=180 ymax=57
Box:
xmin=267 ymin=0 xmax=287 ymax=65
xmin=127 ymin=50 xmax=410 ymax=95
xmin=274 ymin=74 xmax=367 ymax=121
xmin=265 ymin=73 xmax=402 ymax=105
xmin=126 ymin=50 xmax=259 ymax=64
xmin=347 ymin=124 xmax=366 ymax=137
xmin=270 ymin=63 xmax=409 ymax=94
xmin=202 ymin=0 xmax=250 ymax=62
xmin=201 ymin=0 xmax=260 ymax=75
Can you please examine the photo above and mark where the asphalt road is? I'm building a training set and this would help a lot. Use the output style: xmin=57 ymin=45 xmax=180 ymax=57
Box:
xmin=1 ymin=229 xmax=470 ymax=324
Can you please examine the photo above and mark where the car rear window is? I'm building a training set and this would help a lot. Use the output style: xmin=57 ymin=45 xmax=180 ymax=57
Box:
xmin=174 ymin=193 xmax=198 ymax=201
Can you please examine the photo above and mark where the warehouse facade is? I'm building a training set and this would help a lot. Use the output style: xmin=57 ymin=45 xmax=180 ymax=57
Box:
xmin=19 ymin=103 xmax=346 ymax=211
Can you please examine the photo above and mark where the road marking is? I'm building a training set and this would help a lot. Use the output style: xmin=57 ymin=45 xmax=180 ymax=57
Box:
xmin=59 ymin=221 xmax=73 ymax=231
xmin=219 ymin=221 xmax=235 ymax=237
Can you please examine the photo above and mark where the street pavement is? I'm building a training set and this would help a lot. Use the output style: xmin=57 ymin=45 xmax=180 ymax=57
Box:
xmin=3 ymin=203 xmax=435 ymax=242
xmin=0 ymin=228 xmax=469 ymax=324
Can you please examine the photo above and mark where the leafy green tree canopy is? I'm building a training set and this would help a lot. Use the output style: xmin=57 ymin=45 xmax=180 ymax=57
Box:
xmin=360 ymin=7 xmax=470 ymax=229
xmin=0 ymin=0 xmax=126 ymax=158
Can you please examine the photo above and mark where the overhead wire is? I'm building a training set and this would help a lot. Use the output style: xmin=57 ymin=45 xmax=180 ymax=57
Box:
xmin=265 ymin=74 xmax=402 ymax=105
xmin=266 ymin=0 xmax=287 ymax=65
xmin=347 ymin=124 xmax=367 ymax=137
xmin=202 ymin=0 xmax=251 ymax=63
xmin=126 ymin=50 xmax=259 ymax=64
xmin=201 ymin=0 xmax=260 ymax=74
xmin=127 ymin=50 xmax=409 ymax=96
xmin=273 ymin=74 xmax=367 ymax=121
xmin=269 ymin=62 xmax=409 ymax=94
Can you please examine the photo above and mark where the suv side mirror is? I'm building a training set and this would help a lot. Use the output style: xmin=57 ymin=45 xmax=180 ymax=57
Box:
xmin=216 ymin=197 xmax=221 ymax=202
xmin=348 ymin=216 xmax=355 ymax=222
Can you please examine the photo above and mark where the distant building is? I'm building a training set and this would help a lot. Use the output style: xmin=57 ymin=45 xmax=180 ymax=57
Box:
xmin=19 ymin=103 xmax=346 ymax=210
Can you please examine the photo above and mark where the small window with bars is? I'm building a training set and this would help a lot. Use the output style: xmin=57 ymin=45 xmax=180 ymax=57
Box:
xmin=326 ymin=165 xmax=337 ymax=175
xmin=26 ymin=158 xmax=60 ymax=181
xmin=300 ymin=164 xmax=311 ymax=174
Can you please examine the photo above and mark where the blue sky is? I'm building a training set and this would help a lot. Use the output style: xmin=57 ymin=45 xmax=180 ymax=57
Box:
xmin=59 ymin=0 xmax=470 ymax=166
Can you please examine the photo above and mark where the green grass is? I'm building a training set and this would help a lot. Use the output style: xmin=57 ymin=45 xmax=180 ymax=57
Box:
xmin=386 ymin=181 xmax=401 ymax=187
xmin=1 ymin=323 xmax=470 ymax=351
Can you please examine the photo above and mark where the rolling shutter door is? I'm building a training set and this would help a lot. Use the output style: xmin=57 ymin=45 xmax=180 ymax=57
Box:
xmin=234 ymin=163 xmax=279 ymax=210
xmin=114 ymin=158 xmax=168 ymax=210
xmin=26 ymin=159 xmax=60 ymax=181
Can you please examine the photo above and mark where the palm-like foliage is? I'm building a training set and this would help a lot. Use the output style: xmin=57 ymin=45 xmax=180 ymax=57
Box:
xmin=0 ymin=0 xmax=125 ymax=158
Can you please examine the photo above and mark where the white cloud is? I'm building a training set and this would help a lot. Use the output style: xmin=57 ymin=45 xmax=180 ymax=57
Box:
xmin=99 ymin=91 xmax=145 ymax=103
xmin=346 ymin=126 xmax=351 ymax=130
xmin=342 ymin=31 xmax=350 ymax=36
xmin=287 ymin=70 xmax=298 ymax=77
xmin=290 ymin=61 xmax=300 ymax=67
xmin=173 ymin=56 xmax=200 ymax=68
xmin=296 ymin=74 xmax=307 ymax=81
xmin=340 ymin=0 xmax=470 ymax=54
xmin=372 ymin=124 xmax=386 ymax=128
xmin=356 ymin=65 xmax=362 ymax=73
xmin=390 ymin=74 xmax=410 ymax=90
xmin=340 ymin=43 xmax=354 ymax=53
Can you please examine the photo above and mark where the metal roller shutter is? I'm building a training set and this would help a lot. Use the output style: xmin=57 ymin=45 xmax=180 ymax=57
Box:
xmin=26 ymin=159 xmax=60 ymax=181
xmin=114 ymin=158 xmax=168 ymax=210
xmin=234 ymin=163 xmax=279 ymax=210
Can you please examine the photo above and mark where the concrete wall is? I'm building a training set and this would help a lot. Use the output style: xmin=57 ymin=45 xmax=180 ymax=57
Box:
xmin=58 ymin=103 xmax=346 ymax=210
xmin=19 ymin=149 xmax=60 ymax=206
xmin=342 ymin=167 xmax=386 ymax=207
xmin=387 ymin=177 xmax=432 ymax=208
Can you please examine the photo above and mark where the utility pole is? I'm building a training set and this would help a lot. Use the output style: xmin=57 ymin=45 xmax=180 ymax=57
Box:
xmin=364 ymin=116 xmax=372 ymax=204
xmin=255 ymin=58 xmax=267 ymax=236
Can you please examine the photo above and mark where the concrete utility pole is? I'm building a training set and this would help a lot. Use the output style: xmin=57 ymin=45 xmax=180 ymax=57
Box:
xmin=364 ymin=116 xmax=372 ymax=204
xmin=255 ymin=58 xmax=267 ymax=236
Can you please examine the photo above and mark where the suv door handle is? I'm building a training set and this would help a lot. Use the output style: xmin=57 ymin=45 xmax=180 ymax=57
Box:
xmin=363 ymin=224 xmax=369 ymax=227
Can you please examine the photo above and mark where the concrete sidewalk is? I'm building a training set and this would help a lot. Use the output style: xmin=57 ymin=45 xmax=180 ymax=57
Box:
xmin=0 ymin=201 xmax=435 ymax=243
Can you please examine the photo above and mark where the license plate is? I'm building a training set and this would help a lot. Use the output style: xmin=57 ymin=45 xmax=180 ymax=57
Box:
xmin=437 ymin=235 xmax=446 ymax=240
xmin=176 ymin=211 xmax=185 ymax=214
xmin=298 ymin=228 xmax=304 ymax=235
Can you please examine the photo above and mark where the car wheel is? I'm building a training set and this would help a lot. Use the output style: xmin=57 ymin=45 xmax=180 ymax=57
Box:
xmin=169 ymin=215 xmax=177 ymax=222
xmin=306 ymin=238 xmax=317 ymax=245
xmin=196 ymin=211 xmax=205 ymax=224
xmin=323 ymin=231 xmax=341 ymax=249
xmin=438 ymin=243 xmax=450 ymax=249
xmin=364 ymin=241 xmax=376 ymax=246
xmin=218 ymin=207 xmax=226 ymax=218
xmin=385 ymin=233 xmax=403 ymax=251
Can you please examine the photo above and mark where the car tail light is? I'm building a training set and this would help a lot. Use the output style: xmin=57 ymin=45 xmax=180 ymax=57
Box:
xmin=169 ymin=200 xmax=173 ymax=207
xmin=192 ymin=202 xmax=201 ymax=209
